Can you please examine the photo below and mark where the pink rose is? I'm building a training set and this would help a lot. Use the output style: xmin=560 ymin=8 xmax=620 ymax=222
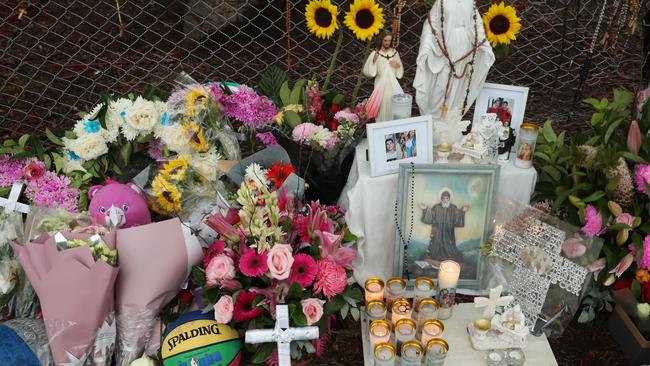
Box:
xmin=615 ymin=213 xmax=635 ymax=227
xmin=214 ymin=295 xmax=234 ymax=324
xmin=267 ymin=244 xmax=294 ymax=280
xmin=23 ymin=161 xmax=45 ymax=180
xmin=301 ymin=298 xmax=325 ymax=325
xmin=206 ymin=255 xmax=236 ymax=286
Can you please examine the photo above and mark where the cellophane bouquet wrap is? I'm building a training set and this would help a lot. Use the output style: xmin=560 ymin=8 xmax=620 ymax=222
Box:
xmin=0 ymin=207 xmax=28 ymax=321
xmin=114 ymin=218 xmax=202 ymax=366
xmin=11 ymin=227 xmax=119 ymax=366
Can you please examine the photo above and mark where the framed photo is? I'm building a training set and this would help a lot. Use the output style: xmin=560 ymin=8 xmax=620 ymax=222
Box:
xmin=473 ymin=83 xmax=529 ymax=133
xmin=367 ymin=115 xmax=434 ymax=177
xmin=394 ymin=164 xmax=500 ymax=289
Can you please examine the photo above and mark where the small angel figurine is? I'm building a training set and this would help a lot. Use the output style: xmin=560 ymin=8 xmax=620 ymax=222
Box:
xmin=363 ymin=30 xmax=404 ymax=122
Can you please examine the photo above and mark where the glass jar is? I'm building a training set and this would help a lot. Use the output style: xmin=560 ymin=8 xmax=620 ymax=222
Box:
xmin=413 ymin=277 xmax=435 ymax=305
xmin=391 ymin=93 xmax=413 ymax=120
xmin=365 ymin=278 xmax=385 ymax=304
xmin=425 ymin=338 xmax=449 ymax=366
xmin=374 ymin=343 xmax=397 ymax=366
xmin=505 ymin=349 xmax=525 ymax=366
xmin=391 ymin=298 xmax=412 ymax=326
xmin=400 ymin=341 xmax=424 ymax=366
xmin=486 ymin=350 xmax=506 ymax=366
xmin=369 ymin=320 xmax=392 ymax=349
xmin=420 ymin=319 xmax=444 ymax=345
xmin=366 ymin=300 xmax=388 ymax=321
xmin=514 ymin=123 xmax=539 ymax=169
xmin=386 ymin=278 xmax=406 ymax=308
xmin=417 ymin=298 xmax=440 ymax=326
xmin=395 ymin=318 xmax=417 ymax=357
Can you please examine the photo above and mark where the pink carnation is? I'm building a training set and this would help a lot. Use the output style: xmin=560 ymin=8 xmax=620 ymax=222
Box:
xmin=219 ymin=87 xmax=277 ymax=129
xmin=333 ymin=110 xmax=360 ymax=124
xmin=325 ymin=135 xmax=339 ymax=150
xmin=635 ymin=164 xmax=650 ymax=194
xmin=256 ymin=132 xmax=278 ymax=146
xmin=25 ymin=171 xmax=79 ymax=213
xmin=292 ymin=123 xmax=318 ymax=143
xmin=313 ymin=258 xmax=347 ymax=299
xmin=0 ymin=155 xmax=26 ymax=187
xmin=642 ymin=236 xmax=650 ymax=270
xmin=582 ymin=204 xmax=602 ymax=237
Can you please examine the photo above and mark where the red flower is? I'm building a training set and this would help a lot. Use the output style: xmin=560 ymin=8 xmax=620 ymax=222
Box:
xmin=288 ymin=253 xmax=318 ymax=288
xmin=233 ymin=290 xmax=264 ymax=322
xmin=239 ymin=249 xmax=269 ymax=277
xmin=315 ymin=110 xmax=327 ymax=124
xmin=267 ymin=162 xmax=295 ymax=190
xmin=330 ymin=104 xmax=342 ymax=114
xmin=203 ymin=240 xmax=227 ymax=268
xmin=23 ymin=161 xmax=45 ymax=180
xmin=179 ymin=290 xmax=194 ymax=304
xmin=643 ymin=283 xmax=650 ymax=303
xmin=613 ymin=278 xmax=633 ymax=291
xmin=326 ymin=118 xmax=340 ymax=132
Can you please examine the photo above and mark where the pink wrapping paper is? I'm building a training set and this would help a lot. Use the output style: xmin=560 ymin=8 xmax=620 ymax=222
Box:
xmin=11 ymin=231 xmax=118 ymax=365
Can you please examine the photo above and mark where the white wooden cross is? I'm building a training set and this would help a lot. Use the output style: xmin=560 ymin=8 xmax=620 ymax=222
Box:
xmin=0 ymin=182 xmax=30 ymax=214
xmin=245 ymin=304 xmax=319 ymax=366
xmin=474 ymin=285 xmax=514 ymax=319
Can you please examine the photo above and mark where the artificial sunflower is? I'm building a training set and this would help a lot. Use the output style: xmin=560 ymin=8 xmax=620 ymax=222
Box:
xmin=305 ymin=0 xmax=339 ymax=40
xmin=182 ymin=122 xmax=209 ymax=153
xmin=160 ymin=156 xmax=189 ymax=181
xmin=152 ymin=175 xmax=182 ymax=214
xmin=482 ymin=2 xmax=522 ymax=47
xmin=344 ymin=0 xmax=384 ymax=42
xmin=185 ymin=86 xmax=210 ymax=117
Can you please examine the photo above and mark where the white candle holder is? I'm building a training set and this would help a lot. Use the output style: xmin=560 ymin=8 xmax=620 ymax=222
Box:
xmin=417 ymin=298 xmax=440 ymax=326
xmin=425 ymin=338 xmax=449 ymax=366
xmin=395 ymin=318 xmax=417 ymax=357
xmin=369 ymin=320 xmax=392 ymax=350
xmin=386 ymin=278 xmax=406 ymax=308
xmin=420 ymin=319 xmax=444 ymax=346
xmin=514 ymin=123 xmax=539 ymax=169
xmin=413 ymin=277 xmax=435 ymax=305
xmin=391 ymin=298 xmax=412 ymax=326
xmin=366 ymin=300 xmax=387 ymax=321
xmin=400 ymin=341 xmax=424 ymax=366
xmin=505 ymin=349 xmax=526 ymax=366
xmin=437 ymin=260 xmax=460 ymax=320
xmin=365 ymin=278 xmax=385 ymax=304
xmin=373 ymin=343 xmax=397 ymax=366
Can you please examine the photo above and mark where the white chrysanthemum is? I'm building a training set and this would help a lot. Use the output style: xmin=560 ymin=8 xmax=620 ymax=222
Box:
xmin=63 ymin=154 xmax=87 ymax=174
xmin=105 ymin=98 xmax=133 ymax=143
xmin=159 ymin=124 xmax=191 ymax=154
xmin=152 ymin=100 xmax=171 ymax=136
xmin=63 ymin=133 xmax=109 ymax=161
xmin=82 ymin=102 xmax=104 ymax=121
xmin=0 ymin=259 xmax=19 ymax=295
xmin=189 ymin=150 xmax=222 ymax=182
xmin=122 ymin=96 xmax=159 ymax=140
xmin=245 ymin=163 xmax=269 ymax=188
xmin=312 ymin=126 xmax=334 ymax=148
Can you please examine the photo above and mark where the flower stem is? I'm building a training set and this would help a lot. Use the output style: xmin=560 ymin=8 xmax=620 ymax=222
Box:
xmin=323 ymin=27 xmax=344 ymax=92
xmin=352 ymin=39 xmax=373 ymax=105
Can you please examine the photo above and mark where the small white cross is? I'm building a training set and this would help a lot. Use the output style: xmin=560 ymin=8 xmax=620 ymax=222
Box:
xmin=474 ymin=285 xmax=514 ymax=319
xmin=245 ymin=305 xmax=319 ymax=366
xmin=0 ymin=182 xmax=30 ymax=214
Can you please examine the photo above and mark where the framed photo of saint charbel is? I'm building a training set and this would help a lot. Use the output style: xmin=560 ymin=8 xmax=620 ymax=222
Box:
xmin=394 ymin=164 xmax=500 ymax=289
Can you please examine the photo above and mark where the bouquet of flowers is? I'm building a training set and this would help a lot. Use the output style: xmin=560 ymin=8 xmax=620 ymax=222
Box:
xmin=0 ymin=208 xmax=24 ymax=321
xmin=195 ymin=161 xmax=362 ymax=364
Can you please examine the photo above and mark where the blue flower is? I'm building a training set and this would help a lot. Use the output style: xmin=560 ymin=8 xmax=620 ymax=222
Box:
xmin=84 ymin=120 xmax=101 ymax=133
xmin=160 ymin=111 xmax=173 ymax=126
xmin=68 ymin=151 xmax=81 ymax=160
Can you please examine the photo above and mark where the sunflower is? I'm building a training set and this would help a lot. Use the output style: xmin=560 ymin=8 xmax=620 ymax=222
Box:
xmin=185 ymin=86 xmax=210 ymax=117
xmin=182 ymin=122 xmax=209 ymax=153
xmin=160 ymin=156 xmax=189 ymax=181
xmin=151 ymin=175 xmax=182 ymax=214
xmin=344 ymin=0 xmax=384 ymax=42
xmin=305 ymin=0 xmax=339 ymax=40
xmin=482 ymin=2 xmax=522 ymax=47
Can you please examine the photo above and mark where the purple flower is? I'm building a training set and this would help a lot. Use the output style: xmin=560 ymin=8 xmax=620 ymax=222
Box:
xmin=642 ymin=236 xmax=650 ymax=270
xmin=635 ymin=164 xmax=650 ymax=194
xmin=582 ymin=204 xmax=603 ymax=237
xmin=256 ymin=132 xmax=278 ymax=146
xmin=25 ymin=171 xmax=79 ymax=213
xmin=0 ymin=155 xmax=26 ymax=187
xmin=148 ymin=138 xmax=163 ymax=160
xmin=292 ymin=123 xmax=318 ymax=143
xmin=219 ymin=87 xmax=277 ymax=129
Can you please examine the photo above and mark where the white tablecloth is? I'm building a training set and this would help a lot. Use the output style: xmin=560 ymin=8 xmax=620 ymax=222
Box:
xmin=340 ymin=139 xmax=538 ymax=285
xmin=360 ymin=303 xmax=558 ymax=365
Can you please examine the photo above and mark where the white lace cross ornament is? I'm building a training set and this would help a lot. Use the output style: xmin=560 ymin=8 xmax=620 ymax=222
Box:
xmin=245 ymin=304 xmax=319 ymax=366
xmin=491 ymin=217 xmax=588 ymax=329
xmin=0 ymin=181 xmax=30 ymax=214
xmin=474 ymin=285 xmax=514 ymax=319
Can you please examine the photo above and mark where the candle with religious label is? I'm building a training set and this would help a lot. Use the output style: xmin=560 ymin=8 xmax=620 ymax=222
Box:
xmin=413 ymin=277 xmax=435 ymax=305
xmin=369 ymin=320 xmax=392 ymax=349
xmin=437 ymin=260 xmax=460 ymax=320
xmin=417 ymin=298 xmax=440 ymax=326
xmin=366 ymin=300 xmax=387 ymax=321
xmin=486 ymin=350 xmax=506 ymax=366
xmin=425 ymin=338 xmax=449 ymax=366
xmin=401 ymin=341 xmax=424 ymax=366
xmin=374 ymin=343 xmax=397 ymax=366
xmin=505 ymin=349 xmax=525 ymax=366
xmin=394 ymin=318 xmax=417 ymax=357
xmin=391 ymin=298 xmax=412 ymax=326
xmin=365 ymin=278 xmax=385 ymax=304
xmin=386 ymin=278 xmax=406 ymax=308
xmin=514 ymin=123 xmax=539 ymax=169
xmin=420 ymin=319 xmax=444 ymax=345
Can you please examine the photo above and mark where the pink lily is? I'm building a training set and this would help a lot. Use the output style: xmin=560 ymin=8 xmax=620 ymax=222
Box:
xmin=586 ymin=257 xmax=607 ymax=280
xmin=628 ymin=120 xmax=642 ymax=154
xmin=609 ymin=253 xmax=635 ymax=278
xmin=205 ymin=210 xmax=241 ymax=243
xmin=307 ymin=202 xmax=336 ymax=239
xmin=316 ymin=230 xmax=356 ymax=270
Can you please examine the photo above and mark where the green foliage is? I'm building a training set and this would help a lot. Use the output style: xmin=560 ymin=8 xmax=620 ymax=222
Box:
xmin=257 ymin=66 xmax=289 ymax=106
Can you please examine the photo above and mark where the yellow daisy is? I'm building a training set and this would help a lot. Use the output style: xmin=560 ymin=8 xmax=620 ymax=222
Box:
xmin=185 ymin=86 xmax=210 ymax=117
xmin=160 ymin=156 xmax=189 ymax=181
xmin=305 ymin=0 xmax=339 ymax=40
xmin=482 ymin=2 xmax=522 ymax=47
xmin=344 ymin=0 xmax=384 ymax=42
xmin=151 ymin=175 xmax=182 ymax=214
xmin=182 ymin=122 xmax=209 ymax=153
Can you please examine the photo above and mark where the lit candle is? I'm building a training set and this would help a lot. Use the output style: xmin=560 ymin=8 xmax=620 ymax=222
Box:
xmin=369 ymin=320 xmax=392 ymax=349
xmin=395 ymin=318 xmax=417 ymax=357
xmin=373 ymin=343 xmax=396 ymax=366
xmin=437 ymin=260 xmax=460 ymax=320
xmin=366 ymin=300 xmax=387 ymax=321
xmin=417 ymin=298 xmax=440 ymax=326
xmin=400 ymin=341 xmax=424 ymax=366
xmin=506 ymin=349 xmax=525 ymax=366
xmin=425 ymin=338 xmax=449 ymax=366
xmin=391 ymin=298 xmax=412 ymax=326
xmin=386 ymin=278 xmax=406 ymax=308
xmin=487 ymin=350 xmax=505 ymax=366
xmin=365 ymin=278 xmax=385 ymax=304
xmin=420 ymin=319 xmax=444 ymax=346
xmin=414 ymin=277 xmax=435 ymax=305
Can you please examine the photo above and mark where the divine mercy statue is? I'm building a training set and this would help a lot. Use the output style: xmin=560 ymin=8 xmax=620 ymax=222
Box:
xmin=363 ymin=30 xmax=404 ymax=122
xmin=413 ymin=0 xmax=495 ymax=119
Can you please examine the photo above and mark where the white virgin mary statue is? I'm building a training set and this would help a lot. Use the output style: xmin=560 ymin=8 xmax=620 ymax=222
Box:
xmin=413 ymin=0 xmax=495 ymax=119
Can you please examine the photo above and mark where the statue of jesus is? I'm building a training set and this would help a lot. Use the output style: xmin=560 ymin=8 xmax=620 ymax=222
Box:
xmin=413 ymin=0 xmax=495 ymax=119
xmin=419 ymin=190 xmax=469 ymax=263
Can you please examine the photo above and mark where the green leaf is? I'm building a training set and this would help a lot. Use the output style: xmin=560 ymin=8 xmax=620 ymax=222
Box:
xmin=584 ymin=135 xmax=600 ymax=146
xmin=577 ymin=308 xmax=593 ymax=323
xmin=279 ymin=81 xmax=291 ymax=106
xmin=583 ymin=97 xmax=601 ymax=108
xmin=324 ymin=295 xmax=346 ymax=316
xmin=251 ymin=343 xmax=275 ymax=364
xmin=350 ymin=307 xmax=360 ymax=321
xmin=604 ymin=118 xmax=624 ymax=144
xmin=191 ymin=266 xmax=206 ymax=286
xmin=46 ymin=128 xmax=64 ymax=146
xmin=287 ymin=282 xmax=303 ymax=300
xmin=120 ymin=142 xmax=133 ymax=166
xmin=569 ymin=195 xmax=586 ymax=209
xmin=606 ymin=223 xmax=631 ymax=232
xmin=582 ymin=191 xmax=606 ymax=203
xmin=290 ymin=79 xmax=306 ymax=105
xmin=621 ymin=152 xmax=646 ymax=163
xmin=632 ymin=280 xmax=642 ymax=299
xmin=64 ymin=130 xmax=77 ymax=140
xmin=542 ymin=165 xmax=561 ymax=181
xmin=332 ymin=94 xmax=345 ymax=105
xmin=344 ymin=286 xmax=363 ymax=302
xmin=284 ymin=110 xmax=302 ymax=128
xmin=534 ymin=152 xmax=552 ymax=162
xmin=542 ymin=123 xmax=557 ymax=143
xmin=30 ymin=136 xmax=44 ymax=158
xmin=340 ymin=303 xmax=350 ymax=319
xmin=292 ymin=306 xmax=308 ymax=326
xmin=257 ymin=66 xmax=289 ymax=105
xmin=18 ymin=134 xmax=30 ymax=148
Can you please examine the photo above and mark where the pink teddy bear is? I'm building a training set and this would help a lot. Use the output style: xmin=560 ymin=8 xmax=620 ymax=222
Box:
xmin=88 ymin=181 xmax=151 ymax=229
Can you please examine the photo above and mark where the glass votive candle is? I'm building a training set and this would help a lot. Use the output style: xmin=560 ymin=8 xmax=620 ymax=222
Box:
xmin=400 ymin=341 xmax=424 ymax=366
xmin=437 ymin=260 xmax=460 ymax=320
xmin=413 ymin=277 xmax=435 ymax=305
xmin=514 ymin=123 xmax=539 ymax=169
xmin=391 ymin=298 xmax=412 ymax=326
xmin=417 ymin=298 xmax=440 ymax=325
xmin=420 ymin=319 xmax=444 ymax=345
xmin=395 ymin=318 xmax=417 ymax=357
xmin=486 ymin=350 xmax=506 ymax=366
xmin=365 ymin=278 xmax=385 ymax=304
xmin=425 ymin=338 xmax=449 ymax=366
xmin=505 ymin=349 xmax=525 ymax=366
xmin=374 ymin=343 xmax=397 ymax=366
xmin=369 ymin=320 xmax=392 ymax=349
xmin=367 ymin=300 xmax=388 ymax=321
xmin=386 ymin=278 xmax=407 ymax=308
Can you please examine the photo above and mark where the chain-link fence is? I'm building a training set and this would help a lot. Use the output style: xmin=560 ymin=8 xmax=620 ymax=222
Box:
xmin=0 ymin=0 xmax=644 ymax=139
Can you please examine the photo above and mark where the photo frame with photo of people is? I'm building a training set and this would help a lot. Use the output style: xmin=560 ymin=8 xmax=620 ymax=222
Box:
xmin=473 ymin=83 xmax=529 ymax=133
xmin=366 ymin=115 xmax=434 ymax=177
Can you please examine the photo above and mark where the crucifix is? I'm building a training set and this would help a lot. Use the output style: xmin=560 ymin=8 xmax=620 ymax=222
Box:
xmin=245 ymin=305 xmax=319 ymax=366
xmin=474 ymin=285 xmax=514 ymax=319
xmin=0 ymin=182 xmax=30 ymax=214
